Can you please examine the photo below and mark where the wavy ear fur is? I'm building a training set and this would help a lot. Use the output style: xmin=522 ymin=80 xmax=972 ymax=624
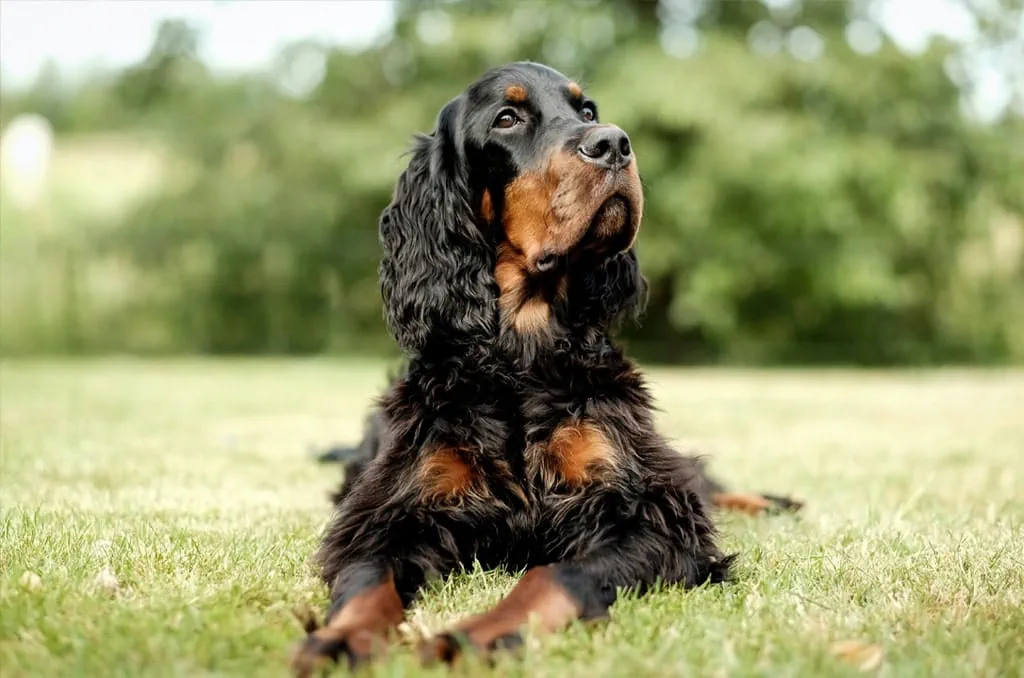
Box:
xmin=378 ymin=97 xmax=496 ymax=354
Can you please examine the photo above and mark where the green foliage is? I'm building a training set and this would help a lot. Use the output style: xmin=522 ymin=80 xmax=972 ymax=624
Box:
xmin=2 ymin=0 xmax=1022 ymax=363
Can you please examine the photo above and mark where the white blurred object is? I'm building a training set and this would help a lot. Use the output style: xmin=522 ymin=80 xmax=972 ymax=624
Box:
xmin=1 ymin=113 xmax=55 ymax=210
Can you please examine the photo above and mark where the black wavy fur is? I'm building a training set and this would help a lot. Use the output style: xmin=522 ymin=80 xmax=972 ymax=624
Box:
xmin=297 ymin=62 xmax=800 ymax=673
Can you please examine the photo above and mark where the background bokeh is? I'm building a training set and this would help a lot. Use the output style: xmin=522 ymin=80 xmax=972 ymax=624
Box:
xmin=2 ymin=0 xmax=1022 ymax=365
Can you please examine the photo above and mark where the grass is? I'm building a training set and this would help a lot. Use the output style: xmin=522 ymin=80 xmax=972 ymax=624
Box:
xmin=1 ymin=359 xmax=1022 ymax=678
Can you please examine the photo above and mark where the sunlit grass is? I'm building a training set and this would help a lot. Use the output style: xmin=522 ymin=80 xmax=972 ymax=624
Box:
xmin=2 ymin=360 xmax=1022 ymax=677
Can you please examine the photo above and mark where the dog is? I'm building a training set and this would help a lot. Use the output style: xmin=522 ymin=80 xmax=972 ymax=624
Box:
xmin=292 ymin=62 xmax=799 ymax=676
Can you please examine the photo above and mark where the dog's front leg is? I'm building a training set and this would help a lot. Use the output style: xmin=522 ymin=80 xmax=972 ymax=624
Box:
xmin=419 ymin=563 xmax=607 ymax=664
xmin=420 ymin=480 xmax=731 ymax=665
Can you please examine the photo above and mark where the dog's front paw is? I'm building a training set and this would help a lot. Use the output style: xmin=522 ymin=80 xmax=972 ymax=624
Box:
xmin=419 ymin=628 xmax=523 ymax=666
xmin=291 ymin=625 xmax=386 ymax=677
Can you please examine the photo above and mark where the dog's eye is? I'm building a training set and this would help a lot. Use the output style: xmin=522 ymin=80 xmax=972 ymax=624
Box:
xmin=581 ymin=105 xmax=596 ymax=122
xmin=493 ymin=110 xmax=521 ymax=129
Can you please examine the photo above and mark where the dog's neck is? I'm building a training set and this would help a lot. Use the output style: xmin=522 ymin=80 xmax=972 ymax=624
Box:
xmin=493 ymin=245 xmax=629 ymax=368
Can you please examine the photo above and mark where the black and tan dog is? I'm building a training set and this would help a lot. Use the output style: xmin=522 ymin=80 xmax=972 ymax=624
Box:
xmin=293 ymin=62 xmax=800 ymax=676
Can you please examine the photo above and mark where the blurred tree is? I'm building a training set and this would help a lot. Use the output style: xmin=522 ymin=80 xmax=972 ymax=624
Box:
xmin=115 ymin=19 xmax=208 ymax=113
xmin=2 ymin=60 xmax=69 ymax=130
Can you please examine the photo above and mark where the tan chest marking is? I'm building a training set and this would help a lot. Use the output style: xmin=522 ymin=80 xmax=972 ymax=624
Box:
xmin=418 ymin=447 xmax=482 ymax=503
xmin=539 ymin=421 xmax=618 ymax=488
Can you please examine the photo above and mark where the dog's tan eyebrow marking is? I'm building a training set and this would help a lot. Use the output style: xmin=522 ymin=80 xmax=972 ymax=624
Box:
xmin=566 ymin=81 xmax=583 ymax=99
xmin=505 ymin=84 xmax=528 ymax=103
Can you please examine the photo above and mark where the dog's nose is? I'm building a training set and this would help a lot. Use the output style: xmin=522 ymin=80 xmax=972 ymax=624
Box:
xmin=578 ymin=125 xmax=632 ymax=170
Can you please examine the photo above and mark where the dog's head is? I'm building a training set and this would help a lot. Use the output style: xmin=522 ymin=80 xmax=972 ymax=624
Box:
xmin=379 ymin=61 xmax=646 ymax=354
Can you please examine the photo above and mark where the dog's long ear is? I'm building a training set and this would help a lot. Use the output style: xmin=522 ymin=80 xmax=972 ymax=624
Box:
xmin=573 ymin=249 xmax=649 ymax=333
xmin=378 ymin=96 xmax=496 ymax=354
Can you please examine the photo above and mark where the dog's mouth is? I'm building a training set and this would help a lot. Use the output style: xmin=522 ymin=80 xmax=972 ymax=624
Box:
xmin=523 ymin=154 xmax=644 ymax=275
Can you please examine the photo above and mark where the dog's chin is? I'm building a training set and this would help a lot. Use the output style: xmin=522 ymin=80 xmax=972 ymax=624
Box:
xmin=591 ymin=196 xmax=629 ymax=236
xmin=580 ymin=194 xmax=637 ymax=256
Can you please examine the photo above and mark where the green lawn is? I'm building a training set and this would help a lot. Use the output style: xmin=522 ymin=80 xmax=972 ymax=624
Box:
xmin=2 ymin=360 xmax=1022 ymax=678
